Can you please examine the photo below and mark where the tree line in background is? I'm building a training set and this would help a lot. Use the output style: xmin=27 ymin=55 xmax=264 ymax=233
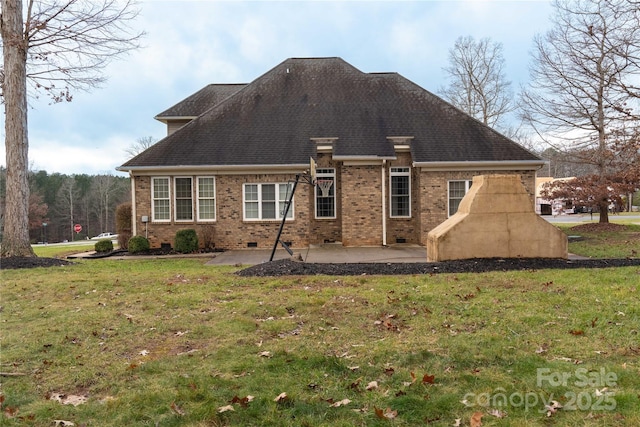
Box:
xmin=0 ymin=168 xmax=130 ymax=244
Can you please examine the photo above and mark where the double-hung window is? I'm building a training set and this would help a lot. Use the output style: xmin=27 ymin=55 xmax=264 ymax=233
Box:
xmin=243 ymin=183 xmax=293 ymax=220
xmin=390 ymin=167 xmax=411 ymax=217
xmin=174 ymin=177 xmax=193 ymax=221
xmin=197 ymin=177 xmax=216 ymax=221
xmin=315 ymin=168 xmax=336 ymax=219
xmin=152 ymin=177 xmax=171 ymax=221
xmin=448 ymin=180 xmax=473 ymax=216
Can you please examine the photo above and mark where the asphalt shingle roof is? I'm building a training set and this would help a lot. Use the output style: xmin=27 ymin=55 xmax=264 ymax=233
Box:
xmin=120 ymin=57 xmax=541 ymax=169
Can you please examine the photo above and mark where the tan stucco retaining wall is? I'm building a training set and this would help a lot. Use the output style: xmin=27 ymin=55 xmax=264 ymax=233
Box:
xmin=426 ymin=174 xmax=568 ymax=261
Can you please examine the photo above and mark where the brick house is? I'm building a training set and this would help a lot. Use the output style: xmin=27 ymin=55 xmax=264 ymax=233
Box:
xmin=118 ymin=57 xmax=545 ymax=250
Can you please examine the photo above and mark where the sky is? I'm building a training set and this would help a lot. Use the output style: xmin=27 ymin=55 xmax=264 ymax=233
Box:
xmin=1 ymin=0 xmax=554 ymax=176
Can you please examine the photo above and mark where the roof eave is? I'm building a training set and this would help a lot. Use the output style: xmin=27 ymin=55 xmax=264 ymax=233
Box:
xmin=413 ymin=160 xmax=547 ymax=171
xmin=116 ymin=163 xmax=311 ymax=174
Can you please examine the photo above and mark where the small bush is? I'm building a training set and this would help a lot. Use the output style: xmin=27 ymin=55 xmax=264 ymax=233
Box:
xmin=94 ymin=239 xmax=114 ymax=253
xmin=175 ymin=229 xmax=198 ymax=253
xmin=128 ymin=235 xmax=150 ymax=254
xmin=116 ymin=202 xmax=132 ymax=250
xmin=201 ymin=225 xmax=216 ymax=251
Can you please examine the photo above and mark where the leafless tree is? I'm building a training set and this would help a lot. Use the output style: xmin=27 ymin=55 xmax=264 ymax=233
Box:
xmin=124 ymin=135 xmax=157 ymax=159
xmin=440 ymin=36 xmax=514 ymax=130
xmin=520 ymin=0 xmax=640 ymax=223
xmin=1 ymin=0 xmax=143 ymax=257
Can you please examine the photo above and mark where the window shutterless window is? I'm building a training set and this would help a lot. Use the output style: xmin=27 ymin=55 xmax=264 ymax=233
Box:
xmin=448 ymin=180 xmax=473 ymax=216
xmin=243 ymin=183 xmax=294 ymax=220
xmin=197 ymin=177 xmax=216 ymax=221
xmin=315 ymin=168 xmax=336 ymax=219
xmin=174 ymin=177 xmax=193 ymax=221
xmin=390 ymin=167 xmax=411 ymax=217
xmin=152 ymin=177 xmax=170 ymax=221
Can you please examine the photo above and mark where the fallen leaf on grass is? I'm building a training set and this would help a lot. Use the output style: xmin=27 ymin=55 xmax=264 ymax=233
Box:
xmin=365 ymin=381 xmax=378 ymax=391
xmin=374 ymin=406 xmax=397 ymax=419
xmin=274 ymin=392 xmax=288 ymax=403
xmin=422 ymin=374 xmax=435 ymax=384
xmin=230 ymin=395 xmax=254 ymax=407
xmin=489 ymin=408 xmax=507 ymax=418
xmin=49 ymin=393 xmax=87 ymax=406
xmin=4 ymin=406 xmax=19 ymax=418
xmin=569 ymin=329 xmax=584 ymax=336
xmin=545 ymin=400 xmax=562 ymax=417
xmin=453 ymin=419 xmax=461 ymax=426
xmin=54 ymin=421 xmax=74 ymax=426
xmin=470 ymin=411 xmax=483 ymax=427
xmin=259 ymin=351 xmax=272 ymax=358
xmin=139 ymin=349 xmax=149 ymax=356
xmin=329 ymin=398 xmax=351 ymax=407
xmin=170 ymin=402 xmax=185 ymax=416
xmin=217 ymin=405 xmax=235 ymax=413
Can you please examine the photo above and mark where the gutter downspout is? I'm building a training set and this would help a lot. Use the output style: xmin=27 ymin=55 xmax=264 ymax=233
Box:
xmin=381 ymin=160 xmax=387 ymax=246
xmin=130 ymin=173 xmax=137 ymax=237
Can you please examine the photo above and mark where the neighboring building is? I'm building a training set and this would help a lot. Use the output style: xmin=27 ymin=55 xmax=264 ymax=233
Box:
xmin=118 ymin=57 xmax=545 ymax=250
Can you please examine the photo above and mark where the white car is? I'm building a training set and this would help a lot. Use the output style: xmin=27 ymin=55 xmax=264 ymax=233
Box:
xmin=91 ymin=232 xmax=118 ymax=240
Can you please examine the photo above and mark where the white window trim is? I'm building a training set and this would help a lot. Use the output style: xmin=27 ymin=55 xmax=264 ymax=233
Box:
xmin=390 ymin=167 xmax=411 ymax=218
xmin=174 ymin=176 xmax=194 ymax=222
xmin=196 ymin=176 xmax=216 ymax=222
xmin=151 ymin=176 xmax=171 ymax=222
xmin=448 ymin=179 xmax=473 ymax=217
xmin=314 ymin=168 xmax=336 ymax=220
xmin=243 ymin=183 xmax=295 ymax=221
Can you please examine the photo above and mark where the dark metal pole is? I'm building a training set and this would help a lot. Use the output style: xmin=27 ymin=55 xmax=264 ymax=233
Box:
xmin=269 ymin=174 xmax=300 ymax=262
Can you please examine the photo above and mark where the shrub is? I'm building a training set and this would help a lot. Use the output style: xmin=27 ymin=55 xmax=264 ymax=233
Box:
xmin=128 ymin=235 xmax=150 ymax=254
xmin=201 ymin=225 xmax=216 ymax=251
xmin=116 ymin=202 xmax=132 ymax=250
xmin=175 ymin=229 xmax=198 ymax=253
xmin=94 ymin=239 xmax=114 ymax=253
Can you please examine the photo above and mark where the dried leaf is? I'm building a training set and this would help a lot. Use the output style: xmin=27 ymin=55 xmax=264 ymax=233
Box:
xmin=274 ymin=392 xmax=288 ymax=403
xmin=569 ymin=329 xmax=584 ymax=336
xmin=470 ymin=411 xmax=483 ymax=427
xmin=217 ymin=405 xmax=235 ymax=413
xmin=545 ymin=400 xmax=562 ymax=417
xmin=453 ymin=419 xmax=462 ymax=427
xmin=365 ymin=381 xmax=378 ymax=391
xmin=4 ymin=406 xmax=19 ymax=418
xmin=170 ymin=402 xmax=185 ymax=416
xmin=489 ymin=408 xmax=507 ymax=418
xmin=49 ymin=393 xmax=87 ymax=406
xmin=230 ymin=395 xmax=254 ymax=407
xmin=139 ymin=349 xmax=149 ymax=356
xmin=330 ymin=398 xmax=351 ymax=407
xmin=384 ymin=367 xmax=395 ymax=376
xmin=54 ymin=421 xmax=75 ymax=427
xmin=259 ymin=351 xmax=272 ymax=358
xmin=422 ymin=374 xmax=435 ymax=384
xmin=374 ymin=406 xmax=397 ymax=419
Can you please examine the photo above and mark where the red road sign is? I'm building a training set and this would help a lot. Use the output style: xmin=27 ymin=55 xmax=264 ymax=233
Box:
xmin=74 ymin=224 xmax=82 ymax=233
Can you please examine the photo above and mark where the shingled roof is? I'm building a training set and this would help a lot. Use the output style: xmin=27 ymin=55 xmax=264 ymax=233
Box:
xmin=120 ymin=57 xmax=542 ymax=170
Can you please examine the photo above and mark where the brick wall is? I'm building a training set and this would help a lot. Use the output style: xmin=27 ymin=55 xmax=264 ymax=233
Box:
xmin=341 ymin=165 xmax=383 ymax=246
xmin=131 ymin=167 xmax=537 ymax=250
xmin=417 ymin=169 xmax=537 ymax=245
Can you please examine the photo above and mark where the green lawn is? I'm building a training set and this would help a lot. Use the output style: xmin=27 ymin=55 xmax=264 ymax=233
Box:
xmin=1 ymin=256 xmax=639 ymax=426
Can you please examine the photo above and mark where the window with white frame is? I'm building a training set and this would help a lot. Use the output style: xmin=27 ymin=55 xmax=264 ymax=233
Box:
xmin=152 ymin=177 xmax=171 ymax=221
xmin=315 ymin=168 xmax=336 ymax=219
xmin=448 ymin=180 xmax=473 ymax=216
xmin=197 ymin=177 xmax=216 ymax=221
xmin=390 ymin=167 xmax=411 ymax=217
xmin=243 ymin=183 xmax=293 ymax=220
xmin=174 ymin=177 xmax=193 ymax=221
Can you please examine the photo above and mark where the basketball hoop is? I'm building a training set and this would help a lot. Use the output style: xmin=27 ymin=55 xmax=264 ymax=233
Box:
xmin=316 ymin=179 xmax=333 ymax=198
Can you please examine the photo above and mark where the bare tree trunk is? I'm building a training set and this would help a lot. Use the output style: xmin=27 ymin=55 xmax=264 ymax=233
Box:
xmin=1 ymin=0 xmax=35 ymax=257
